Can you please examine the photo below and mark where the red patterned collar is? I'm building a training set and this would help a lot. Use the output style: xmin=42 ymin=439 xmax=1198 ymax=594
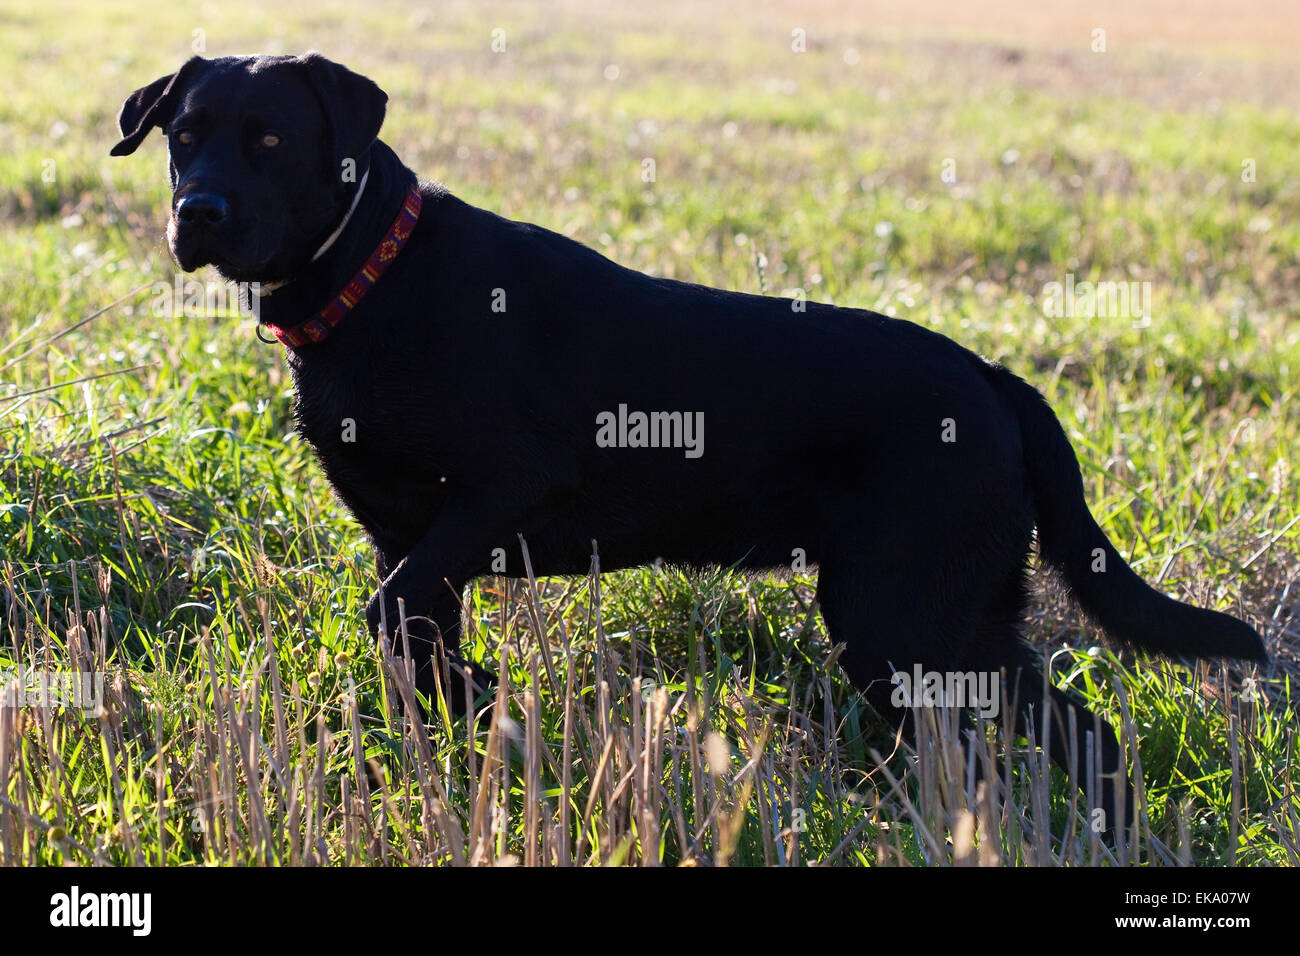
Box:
xmin=264 ymin=183 xmax=422 ymax=349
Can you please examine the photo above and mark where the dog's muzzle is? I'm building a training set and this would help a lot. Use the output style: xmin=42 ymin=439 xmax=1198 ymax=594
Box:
xmin=175 ymin=192 xmax=230 ymax=227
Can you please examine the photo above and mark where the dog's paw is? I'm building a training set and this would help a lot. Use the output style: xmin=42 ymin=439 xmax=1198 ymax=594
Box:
xmin=442 ymin=656 xmax=497 ymax=716
xmin=386 ymin=652 xmax=496 ymax=721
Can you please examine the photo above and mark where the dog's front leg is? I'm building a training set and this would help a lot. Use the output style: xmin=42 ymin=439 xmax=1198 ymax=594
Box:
xmin=364 ymin=498 xmax=513 ymax=715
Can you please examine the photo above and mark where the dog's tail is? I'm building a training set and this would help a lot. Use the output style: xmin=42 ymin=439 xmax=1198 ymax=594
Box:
xmin=992 ymin=365 xmax=1266 ymax=662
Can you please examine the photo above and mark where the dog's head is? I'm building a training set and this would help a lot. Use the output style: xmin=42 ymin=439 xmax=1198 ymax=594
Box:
xmin=110 ymin=53 xmax=387 ymax=283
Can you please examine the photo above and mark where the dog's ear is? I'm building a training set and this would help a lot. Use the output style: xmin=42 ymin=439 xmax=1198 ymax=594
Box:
xmin=296 ymin=52 xmax=388 ymax=179
xmin=110 ymin=56 xmax=209 ymax=157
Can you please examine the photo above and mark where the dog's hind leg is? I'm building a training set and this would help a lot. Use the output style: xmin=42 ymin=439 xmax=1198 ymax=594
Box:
xmin=979 ymin=632 xmax=1136 ymax=842
xmin=815 ymin=552 xmax=983 ymax=775
xmin=814 ymin=510 xmax=1135 ymax=844
xmin=957 ymin=561 xmax=1134 ymax=841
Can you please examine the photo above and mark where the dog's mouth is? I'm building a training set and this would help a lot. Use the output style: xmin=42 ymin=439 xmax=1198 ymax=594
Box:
xmin=167 ymin=214 xmax=290 ymax=282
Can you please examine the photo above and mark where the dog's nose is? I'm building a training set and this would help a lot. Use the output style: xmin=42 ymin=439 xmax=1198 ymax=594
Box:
xmin=176 ymin=193 xmax=230 ymax=226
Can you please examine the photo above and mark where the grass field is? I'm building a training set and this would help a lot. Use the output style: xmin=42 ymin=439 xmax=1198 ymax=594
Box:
xmin=0 ymin=0 xmax=1297 ymax=866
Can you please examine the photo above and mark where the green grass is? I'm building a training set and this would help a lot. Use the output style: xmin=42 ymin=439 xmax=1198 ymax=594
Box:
xmin=0 ymin=0 xmax=1296 ymax=866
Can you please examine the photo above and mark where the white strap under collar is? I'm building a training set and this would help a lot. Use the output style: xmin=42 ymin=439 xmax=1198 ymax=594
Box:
xmin=312 ymin=167 xmax=370 ymax=262
xmin=255 ymin=169 xmax=370 ymax=296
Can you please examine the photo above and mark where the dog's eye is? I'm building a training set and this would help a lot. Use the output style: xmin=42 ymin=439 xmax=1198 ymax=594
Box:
xmin=174 ymin=130 xmax=193 ymax=146
xmin=261 ymin=132 xmax=282 ymax=148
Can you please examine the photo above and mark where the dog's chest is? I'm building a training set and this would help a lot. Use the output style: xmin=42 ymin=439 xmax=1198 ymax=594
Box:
xmin=288 ymin=364 xmax=445 ymax=541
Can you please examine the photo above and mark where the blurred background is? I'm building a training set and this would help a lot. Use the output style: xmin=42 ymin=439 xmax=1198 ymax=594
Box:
xmin=0 ymin=0 xmax=1296 ymax=867
xmin=3 ymin=0 xmax=1297 ymax=718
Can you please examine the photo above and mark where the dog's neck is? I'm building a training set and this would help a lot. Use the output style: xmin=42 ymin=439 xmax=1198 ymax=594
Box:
xmin=253 ymin=170 xmax=369 ymax=296
xmin=252 ymin=141 xmax=417 ymax=332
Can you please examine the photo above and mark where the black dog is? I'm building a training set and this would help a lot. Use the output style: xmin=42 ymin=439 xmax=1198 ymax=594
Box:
xmin=111 ymin=53 xmax=1265 ymax=836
